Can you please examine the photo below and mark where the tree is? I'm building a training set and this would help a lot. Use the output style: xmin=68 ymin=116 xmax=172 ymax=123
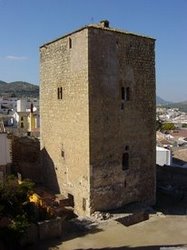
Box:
xmin=161 ymin=122 xmax=175 ymax=131
xmin=0 ymin=176 xmax=34 ymax=248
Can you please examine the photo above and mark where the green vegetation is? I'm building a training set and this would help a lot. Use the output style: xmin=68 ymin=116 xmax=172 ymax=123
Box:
xmin=182 ymin=123 xmax=187 ymax=128
xmin=0 ymin=176 xmax=35 ymax=248
xmin=0 ymin=176 xmax=57 ymax=248
xmin=161 ymin=122 xmax=176 ymax=131
xmin=0 ymin=80 xmax=39 ymax=98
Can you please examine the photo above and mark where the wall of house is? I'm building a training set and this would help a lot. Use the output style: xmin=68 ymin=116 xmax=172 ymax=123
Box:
xmin=40 ymin=29 xmax=90 ymax=215
xmin=17 ymin=99 xmax=27 ymax=112
xmin=0 ymin=133 xmax=11 ymax=166
xmin=17 ymin=98 xmax=39 ymax=112
xmin=0 ymin=133 xmax=11 ymax=184
xmin=88 ymin=27 xmax=156 ymax=212
xmin=17 ymin=112 xmax=29 ymax=131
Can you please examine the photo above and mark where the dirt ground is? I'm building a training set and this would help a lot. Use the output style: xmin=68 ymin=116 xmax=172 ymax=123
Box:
xmin=173 ymin=147 xmax=187 ymax=163
xmin=28 ymin=193 xmax=187 ymax=250
xmin=28 ymin=215 xmax=187 ymax=250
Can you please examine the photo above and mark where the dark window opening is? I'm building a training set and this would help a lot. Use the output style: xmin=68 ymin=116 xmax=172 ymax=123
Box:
xmin=125 ymin=145 xmax=129 ymax=151
xmin=124 ymin=180 xmax=127 ymax=188
xmin=82 ymin=198 xmax=86 ymax=211
xmin=21 ymin=122 xmax=24 ymax=128
xmin=61 ymin=150 xmax=65 ymax=158
xmin=69 ymin=37 xmax=72 ymax=49
xmin=122 ymin=152 xmax=129 ymax=170
xmin=21 ymin=117 xmax=23 ymax=121
xmin=121 ymin=87 xmax=125 ymax=100
xmin=121 ymin=86 xmax=130 ymax=102
xmin=57 ymin=87 xmax=63 ymax=99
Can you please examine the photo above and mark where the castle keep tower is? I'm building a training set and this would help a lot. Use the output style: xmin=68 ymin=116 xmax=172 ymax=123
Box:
xmin=40 ymin=21 xmax=156 ymax=216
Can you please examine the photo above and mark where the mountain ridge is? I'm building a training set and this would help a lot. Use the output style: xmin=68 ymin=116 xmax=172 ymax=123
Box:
xmin=0 ymin=80 xmax=39 ymax=98
xmin=156 ymin=96 xmax=172 ymax=105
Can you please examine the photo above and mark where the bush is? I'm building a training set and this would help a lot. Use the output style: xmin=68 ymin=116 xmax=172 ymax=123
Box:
xmin=161 ymin=122 xmax=175 ymax=131
xmin=0 ymin=176 xmax=34 ymax=217
xmin=0 ymin=176 xmax=35 ymax=248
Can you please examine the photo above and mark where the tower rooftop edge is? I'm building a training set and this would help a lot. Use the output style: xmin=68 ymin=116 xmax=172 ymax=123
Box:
xmin=40 ymin=20 xmax=155 ymax=48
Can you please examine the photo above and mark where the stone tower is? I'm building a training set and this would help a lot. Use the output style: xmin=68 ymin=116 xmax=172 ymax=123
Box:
xmin=40 ymin=21 xmax=156 ymax=216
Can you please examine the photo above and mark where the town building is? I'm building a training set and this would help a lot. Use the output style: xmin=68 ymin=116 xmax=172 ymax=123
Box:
xmin=0 ymin=121 xmax=11 ymax=184
xmin=17 ymin=97 xmax=39 ymax=113
xmin=40 ymin=21 xmax=156 ymax=216
xmin=0 ymin=96 xmax=18 ymax=114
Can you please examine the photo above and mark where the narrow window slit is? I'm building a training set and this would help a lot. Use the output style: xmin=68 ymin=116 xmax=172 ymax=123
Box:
xmin=69 ymin=37 xmax=72 ymax=49
xmin=122 ymin=152 xmax=129 ymax=170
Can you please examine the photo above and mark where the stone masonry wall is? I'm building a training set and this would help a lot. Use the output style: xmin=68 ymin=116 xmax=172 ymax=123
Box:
xmin=12 ymin=136 xmax=41 ymax=183
xmin=40 ymin=24 xmax=156 ymax=216
xmin=40 ymin=29 xmax=90 ymax=216
xmin=88 ymin=27 xmax=156 ymax=212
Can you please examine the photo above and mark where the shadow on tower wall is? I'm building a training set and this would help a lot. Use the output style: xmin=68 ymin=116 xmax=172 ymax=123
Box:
xmin=40 ymin=147 xmax=60 ymax=194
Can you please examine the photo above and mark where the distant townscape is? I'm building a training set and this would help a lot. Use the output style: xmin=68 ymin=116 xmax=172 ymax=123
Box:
xmin=156 ymin=96 xmax=187 ymax=113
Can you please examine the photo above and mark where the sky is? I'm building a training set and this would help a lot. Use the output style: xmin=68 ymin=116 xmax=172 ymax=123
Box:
xmin=0 ymin=0 xmax=186 ymax=102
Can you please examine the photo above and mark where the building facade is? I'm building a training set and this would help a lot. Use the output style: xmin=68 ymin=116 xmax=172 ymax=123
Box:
xmin=0 ymin=122 xmax=12 ymax=184
xmin=40 ymin=21 xmax=156 ymax=216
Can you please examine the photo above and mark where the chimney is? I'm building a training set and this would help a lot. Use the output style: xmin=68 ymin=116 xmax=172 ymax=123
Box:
xmin=30 ymin=103 xmax=33 ymax=113
xmin=100 ymin=20 xmax=109 ymax=28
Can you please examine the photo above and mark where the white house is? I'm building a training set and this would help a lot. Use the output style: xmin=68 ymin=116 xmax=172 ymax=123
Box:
xmin=17 ymin=98 xmax=39 ymax=112
xmin=156 ymin=146 xmax=172 ymax=166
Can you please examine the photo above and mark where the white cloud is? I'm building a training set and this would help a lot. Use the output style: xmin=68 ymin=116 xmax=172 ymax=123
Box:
xmin=5 ymin=55 xmax=28 ymax=61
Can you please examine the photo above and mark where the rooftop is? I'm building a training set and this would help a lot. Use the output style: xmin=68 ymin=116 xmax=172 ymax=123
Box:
xmin=40 ymin=20 xmax=155 ymax=48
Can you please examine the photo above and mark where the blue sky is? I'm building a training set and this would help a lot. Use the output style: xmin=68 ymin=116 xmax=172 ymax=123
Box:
xmin=0 ymin=0 xmax=186 ymax=102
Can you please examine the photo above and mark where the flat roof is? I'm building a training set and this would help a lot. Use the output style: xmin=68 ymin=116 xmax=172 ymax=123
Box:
xmin=40 ymin=23 xmax=155 ymax=48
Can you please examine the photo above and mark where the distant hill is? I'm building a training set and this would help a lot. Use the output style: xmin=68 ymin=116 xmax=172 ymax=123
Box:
xmin=0 ymin=81 xmax=39 ymax=98
xmin=156 ymin=96 xmax=172 ymax=105
xmin=163 ymin=101 xmax=187 ymax=113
